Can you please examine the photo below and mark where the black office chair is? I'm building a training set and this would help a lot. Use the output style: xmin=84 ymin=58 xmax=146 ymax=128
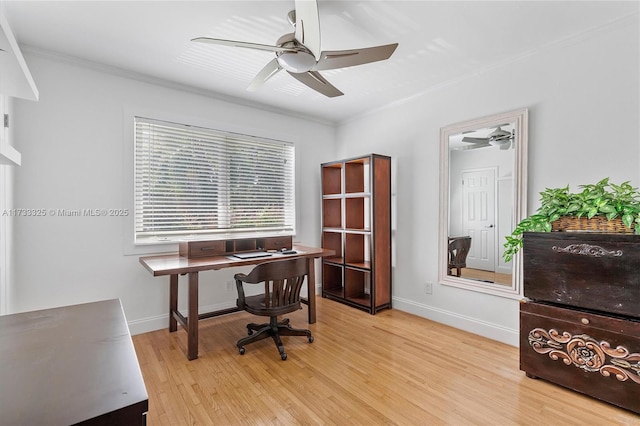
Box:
xmin=448 ymin=236 xmax=472 ymax=277
xmin=234 ymin=257 xmax=313 ymax=360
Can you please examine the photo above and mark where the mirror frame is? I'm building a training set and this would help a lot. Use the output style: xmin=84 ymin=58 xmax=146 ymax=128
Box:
xmin=438 ymin=108 xmax=528 ymax=298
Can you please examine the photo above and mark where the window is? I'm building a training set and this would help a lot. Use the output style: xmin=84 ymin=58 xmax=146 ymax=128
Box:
xmin=134 ymin=117 xmax=295 ymax=244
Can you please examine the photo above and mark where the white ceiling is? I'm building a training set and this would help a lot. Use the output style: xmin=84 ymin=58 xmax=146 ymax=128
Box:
xmin=2 ymin=1 xmax=638 ymax=124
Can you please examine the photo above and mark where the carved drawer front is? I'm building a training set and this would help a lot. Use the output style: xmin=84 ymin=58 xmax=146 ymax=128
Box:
xmin=520 ymin=301 xmax=640 ymax=414
xmin=523 ymin=232 xmax=640 ymax=317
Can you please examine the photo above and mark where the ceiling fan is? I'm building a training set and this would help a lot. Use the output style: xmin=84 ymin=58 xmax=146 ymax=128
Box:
xmin=191 ymin=0 xmax=398 ymax=97
xmin=461 ymin=126 xmax=514 ymax=150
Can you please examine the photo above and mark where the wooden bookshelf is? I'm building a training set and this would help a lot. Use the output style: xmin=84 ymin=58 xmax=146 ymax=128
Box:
xmin=320 ymin=154 xmax=392 ymax=314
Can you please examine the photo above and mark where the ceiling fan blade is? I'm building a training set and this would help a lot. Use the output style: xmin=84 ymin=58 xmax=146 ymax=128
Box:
xmin=294 ymin=0 xmax=321 ymax=60
xmin=288 ymin=71 xmax=343 ymax=97
xmin=461 ymin=136 xmax=489 ymax=143
xmin=453 ymin=143 xmax=491 ymax=151
xmin=191 ymin=37 xmax=295 ymax=54
xmin=313 ymin=43 xmax=398 ymax=71
xmin=247 ymin=58 xmax=283 ymax=92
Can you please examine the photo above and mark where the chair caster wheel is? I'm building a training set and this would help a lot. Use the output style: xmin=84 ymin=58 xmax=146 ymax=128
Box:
xmin=280 ymin=352 xmax=287 ymax=360
xmin=308 ymin=335 xmax=314 ymax=343
xmin=239 ymin=347 xmax=245 ymax=355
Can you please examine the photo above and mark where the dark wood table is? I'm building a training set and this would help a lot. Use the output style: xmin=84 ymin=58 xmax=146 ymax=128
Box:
xmin=139 ymin=244 xmax=334 ymax=360
xmin=0 ymin=299 xmax=149 ymax=425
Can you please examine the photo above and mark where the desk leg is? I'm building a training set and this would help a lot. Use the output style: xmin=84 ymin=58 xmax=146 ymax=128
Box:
xmin=307 ymin=258 xmax=317 ymax=324
xmin=169 ymin=275 xmax=178 ymax=332
xmin=187 ymin=272 xmax=199 ymax=360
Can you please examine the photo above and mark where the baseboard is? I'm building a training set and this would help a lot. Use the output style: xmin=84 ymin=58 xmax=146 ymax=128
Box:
xmin=392 ymin=296 xmax=519 ymax=347
xmin=127 ymin=301 xmax=238 ymax=336
xmin=128 ymin=292 xmax=519 ymax=347
xmin=130 ymin=285 xmax=321 ymax=335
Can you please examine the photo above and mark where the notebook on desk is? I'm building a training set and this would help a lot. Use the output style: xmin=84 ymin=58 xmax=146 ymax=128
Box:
xmin=231 ymin=251 xmax=273 ymax=259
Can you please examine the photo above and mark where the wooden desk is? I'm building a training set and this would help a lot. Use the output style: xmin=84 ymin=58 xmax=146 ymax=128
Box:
xmin=0 ymin=299 xmax=149 ymax=425
xmin=139 ymin=244 xmax=334 ymax=360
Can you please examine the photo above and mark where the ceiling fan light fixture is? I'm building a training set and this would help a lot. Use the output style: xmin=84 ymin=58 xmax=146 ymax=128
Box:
xmin=192 ymin=0 xmax=398 ymax=96
xmin=276 ymin=51 xmax=316 ymax=73
xmin=489 ymin=139 xmax=510 ymax=147
xmin=489 ymin=127 xmax=511 ymax=139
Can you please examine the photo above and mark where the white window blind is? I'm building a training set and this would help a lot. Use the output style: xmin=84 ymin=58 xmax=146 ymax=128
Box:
xmin=134 ymin=117 xmax=295 ymax=244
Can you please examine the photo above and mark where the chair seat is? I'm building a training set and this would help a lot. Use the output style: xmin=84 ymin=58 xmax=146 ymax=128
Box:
xmin=242 ymin=295 xmax=301 ymax=317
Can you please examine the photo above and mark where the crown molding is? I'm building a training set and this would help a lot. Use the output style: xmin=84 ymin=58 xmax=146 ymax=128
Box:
xmin=342 ymin=10 xmax=639 ymax=126
xmin=20 ymin=44 xmax=337 ymax=127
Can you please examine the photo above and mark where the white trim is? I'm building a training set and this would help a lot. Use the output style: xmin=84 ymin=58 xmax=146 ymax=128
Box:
xmin=0 ymin=166 xmax=7 ymax=315
xmin=0 ymin=12 xmax=38 ymax=101
xmin=392 ymin=296 xmax=519 ymax=347
xmin=127 ymin=294 xmax=520 ymax=348
xmin=22 ymin=45 xmax=333 ymax=126
xmin=127 ymin=300 xmax=237 ymax=336
xmin=341 ymin=12 xmax=639 ymax=126
xmin=438 ymin=108 xmax=528 ymax=299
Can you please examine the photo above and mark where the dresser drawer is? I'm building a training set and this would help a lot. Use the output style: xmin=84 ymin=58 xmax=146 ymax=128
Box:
xmin=523 ymin=232 xmax=640 ymax=317
xmin=520 ymin=300 xmax=640 ymax=413
xmin=178 ymin=236 xmax=294 ymax=258
xmin=261 ymin=236 xmax=293 ymax=250
xmin=179 ymin=240 xmax=226 ymax=258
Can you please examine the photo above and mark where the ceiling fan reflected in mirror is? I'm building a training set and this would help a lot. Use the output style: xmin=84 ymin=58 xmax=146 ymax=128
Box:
xmin=192 ymin=0 xmax=398 ymax=97
xmin=461 ymin=125 xmax=515 ymax=150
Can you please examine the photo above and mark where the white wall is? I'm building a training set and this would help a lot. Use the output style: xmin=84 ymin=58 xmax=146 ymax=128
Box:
xmin=335 ymin=18 xmax=639 ymax=345
xmin=8 ymin=15 xmax=639 ymax=347
xmin=11 ymin=53 xmax=337 ymax=333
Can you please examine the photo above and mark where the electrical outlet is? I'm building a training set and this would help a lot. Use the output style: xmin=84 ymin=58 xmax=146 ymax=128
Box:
xmin=425 ymin=282 xmax=433 ymax=294
xmin=226 ymin=281 xmax=233 ymax=291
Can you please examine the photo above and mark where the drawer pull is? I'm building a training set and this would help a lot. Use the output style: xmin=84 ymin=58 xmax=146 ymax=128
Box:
xmin=552 ymin=243 xmax=623 ymax=258
xmin=581 ymin=318 xmax=590 ymax=325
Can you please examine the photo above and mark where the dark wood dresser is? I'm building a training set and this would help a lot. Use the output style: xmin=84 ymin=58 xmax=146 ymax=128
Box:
xmin=0 ymin=299 xmax=148 ymax=425
xmin=520 ymin=232 xmax=640 ymax=414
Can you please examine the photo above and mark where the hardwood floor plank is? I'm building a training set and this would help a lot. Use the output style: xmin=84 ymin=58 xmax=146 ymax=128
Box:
xmin=133 ymin=298 xmax=640 ymax=425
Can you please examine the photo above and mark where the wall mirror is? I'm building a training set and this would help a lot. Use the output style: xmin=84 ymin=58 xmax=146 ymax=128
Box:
xmin=438 ymin=108 xmax=528 ymax=298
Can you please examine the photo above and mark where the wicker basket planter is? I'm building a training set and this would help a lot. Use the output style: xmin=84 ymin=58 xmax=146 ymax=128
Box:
xmin=504 ymin=179 xmax=640 ymax=262
xmin=551 ymin=216 xmax=635 ymax=234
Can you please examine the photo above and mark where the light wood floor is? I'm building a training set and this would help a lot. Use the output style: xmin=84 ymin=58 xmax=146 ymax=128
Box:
xmin=458 ymin=267 xmax=512 ymax=286
xmin=132 ymin=298 xmax=640 ymax=425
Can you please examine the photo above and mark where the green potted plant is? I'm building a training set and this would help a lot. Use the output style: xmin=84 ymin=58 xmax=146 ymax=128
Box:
xmin=503 ymin=178 xmax=640 ymax=262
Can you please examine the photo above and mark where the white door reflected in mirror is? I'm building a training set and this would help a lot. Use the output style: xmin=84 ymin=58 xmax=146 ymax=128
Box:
xmin=439 ymin=108 xmax=528 ymax=298
xmin=461 ymin=168 xmax=496 ymax=272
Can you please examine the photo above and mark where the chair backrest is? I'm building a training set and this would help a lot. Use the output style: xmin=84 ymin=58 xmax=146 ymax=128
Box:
xmin=235 ymin=258 xmax=309 ymax=316
xmin=448 ymin=236 xmax=472 ymax=268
